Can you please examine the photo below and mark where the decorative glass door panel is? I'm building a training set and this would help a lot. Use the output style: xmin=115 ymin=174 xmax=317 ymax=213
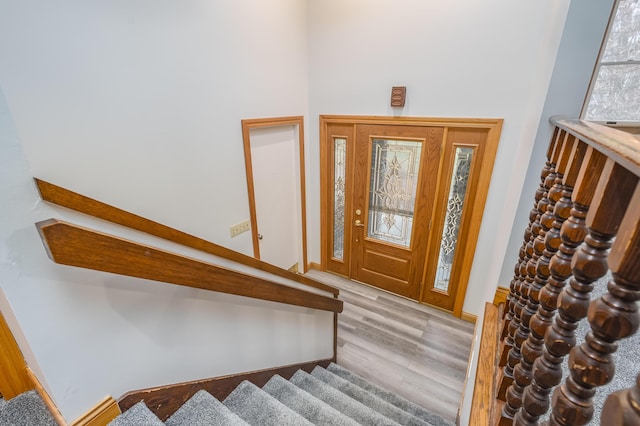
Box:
xmin=434 ymin=146 xmax=474 ymax=292
xmin=351 ymin=125 xmax=443 ymax=300
xmin=368 ymin=139 xmax=422 ymax=248
xmin=324 ymin=123 xmax=355 ymax=277
xmin=333 ymin=138 xmax=347 ymax=260
xmin=421 ymin=128 xmax=488 ymax=311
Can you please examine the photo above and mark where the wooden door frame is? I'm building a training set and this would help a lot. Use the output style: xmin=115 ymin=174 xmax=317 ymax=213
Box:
xmin=241 ymin=116 xmax=308 ymax=272
xmin=0 ymin=308 xmax=32 ymax=399
xmin=320 ymin=115 xmax=503 ymax=317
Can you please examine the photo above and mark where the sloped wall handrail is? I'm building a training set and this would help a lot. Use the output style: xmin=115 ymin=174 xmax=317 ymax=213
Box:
xmin=36 ymin=219 xmax=343 ymax=313
xmin=34 ymin=178 xmax=338 ymax=296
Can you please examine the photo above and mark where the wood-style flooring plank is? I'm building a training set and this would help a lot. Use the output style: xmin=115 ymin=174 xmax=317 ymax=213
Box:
xmin=305 ymin=270 xmax=474 ymax=424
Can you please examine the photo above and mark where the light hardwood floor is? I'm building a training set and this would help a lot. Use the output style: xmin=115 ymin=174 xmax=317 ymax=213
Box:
xmin=305 ymin=270 xmax=476 ymax=422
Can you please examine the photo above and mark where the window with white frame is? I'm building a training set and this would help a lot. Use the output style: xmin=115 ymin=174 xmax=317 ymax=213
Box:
xmin=582 ymin=0 xmax=640 ymax=123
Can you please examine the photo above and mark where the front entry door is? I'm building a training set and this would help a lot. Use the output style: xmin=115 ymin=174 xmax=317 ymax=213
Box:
xmin=350 ymin=125 xmax=443 ymax=299
xmin=321 ymin=116 xmax=503 ymax=315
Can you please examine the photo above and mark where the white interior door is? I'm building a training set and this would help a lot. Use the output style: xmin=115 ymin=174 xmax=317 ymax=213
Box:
xmin=249 ymin=125 xmax=301 ymax=270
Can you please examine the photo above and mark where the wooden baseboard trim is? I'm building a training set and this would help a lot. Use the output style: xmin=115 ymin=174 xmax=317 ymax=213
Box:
xmin=493 ymin=286 xmax=509 ymax=307
xmin=307 ymin=262 xmax=322 ymax=271
xmin=118 ymin=357 xmax=335 ymax=421
xmin=26 ymin=367 xmax=66 ymax=426
xmin=461 ymin=312 xmax=477 ymax=324
xmin=70 ymin=396 xmax=121 ymax=426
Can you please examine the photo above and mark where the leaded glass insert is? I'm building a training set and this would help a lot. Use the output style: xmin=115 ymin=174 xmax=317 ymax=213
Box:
xmin=367 ymin=139 xmax=422 ymax=247
xmin=333 ymin=138 xmax=347 ymax=260
xmin=434 ymin=147 xmax=474 ymax=292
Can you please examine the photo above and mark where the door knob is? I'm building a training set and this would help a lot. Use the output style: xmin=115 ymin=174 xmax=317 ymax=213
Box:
xmin=354 ymin=219 xmax=365 ymax=227
xmin=258 ymin=234 xmax=263 ymax=240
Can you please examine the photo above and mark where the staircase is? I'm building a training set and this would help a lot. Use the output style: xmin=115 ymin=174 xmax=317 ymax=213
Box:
xmin=109 ymin=363 xmax=454 ymax=426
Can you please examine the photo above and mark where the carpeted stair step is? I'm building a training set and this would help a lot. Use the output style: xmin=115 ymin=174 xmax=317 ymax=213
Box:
xmin=0 ymin=397 xmax=6 ymax=412
xmin=165 ymin=390 xmax=248 ymax=426
xmin=311 ymin=366 xmax=429 ymax=426
xmin=107 ymin=401 xmax=164 ymax=426
xmin=223 ymin=380 xmax=313 ymax=425
xmin=0 ymin=390 xmax=57 ymax=426
xmin=327 ymin=362 xmax=455 ymax=426
xmin=262 ymin=374 xmax=360 ymax=426
xmin=290 ymin=369 xmax=400 ymax=425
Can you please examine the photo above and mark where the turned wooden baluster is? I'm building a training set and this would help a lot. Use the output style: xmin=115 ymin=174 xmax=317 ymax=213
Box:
xmin=601 ymin=373 xmax=640 ymax=425
xmin=548 ymin=162 xmax=639 ymax=426
xmin=498 ymin=132 xmax=563 ymax=399
xmin=514 ymin=144 xmax=605 ymax=425
xmin=500 ymin=134 xmax=577 ymax=423
xmin=502 ymin=128 xmax=561 ymax=340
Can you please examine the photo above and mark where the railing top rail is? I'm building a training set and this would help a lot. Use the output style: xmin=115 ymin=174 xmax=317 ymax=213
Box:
xmin=551 ymin=116 xmax=640 ymax=177
xmin=36 ymin=219 xmax=343 ymax=313
xmin=34 ymin=178 xmax=339 ymax=296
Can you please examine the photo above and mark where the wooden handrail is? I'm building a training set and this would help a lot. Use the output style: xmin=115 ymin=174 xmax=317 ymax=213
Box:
xmin=34 ymin=178 xmax=338 ymax=296
xmin=551 ymin=117 xmax=640 ymax=177
xmin=36 ymin=219 xmax=343 ymax=313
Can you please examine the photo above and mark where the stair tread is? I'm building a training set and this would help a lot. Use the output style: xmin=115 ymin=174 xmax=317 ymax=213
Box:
xmin=165 ymin=390 xmax=248 ymax=426
xmin=109 ymin=364 xmax=456 ymax=426
xmin=0 ymin=390 xmax=57 ymax=426
xmin=223 ymin=380 xmax=313 ymax=426
xmin=290 ymin=369 xmax=401 ymax=426
xmin=263 ymin=374 xmax=360 ymax=426
xmin=328 ymin=363 xmax=454 ymax=426
xmin=312 ymin=366 xmax=429 ymax=426
xmin=107 ymin=401 xmax=164 ymax=426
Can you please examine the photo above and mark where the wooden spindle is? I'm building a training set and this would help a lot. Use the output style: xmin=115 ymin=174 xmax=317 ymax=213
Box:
xmin=600 ymin=373 xmax=640 ymax=425
xmin=548 ymin=163 xmax=639 ymax=426
xmin=498 ymin=132 xmax=563 ymax=400
xmin=501 ymin=134 xmax=576 ymax=423
xmin=502 ymin=129 xmax=560 ymax=340
xmin=507 ymin=138 xmax=588 ymax=425
xmin=513 ymin=145 xmax=604 ymax=425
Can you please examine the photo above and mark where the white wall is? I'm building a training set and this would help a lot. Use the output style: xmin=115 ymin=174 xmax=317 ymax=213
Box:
xmin=0 ymin=1 xmax=336 ymax=422
xmin=306 ymin=0 xmax=571 ymax=316
xmin=0 ymin=0 xmax=309 ymax=256
xmin=0 ymin=86 xmax=333 ymax=422
xmin=497 ymin=0 xmax=615 ymax=288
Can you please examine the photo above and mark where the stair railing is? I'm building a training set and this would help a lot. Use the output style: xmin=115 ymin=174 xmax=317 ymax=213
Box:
xmin=36 ymin=219 xmax=342 ymax=313
xmin=34 ymin=178 xmax=342 ymax=313
xmin=34 ymin=178 xmax=338 ymax=296
xmin=472 ymin=117 xmax=640 ymax=425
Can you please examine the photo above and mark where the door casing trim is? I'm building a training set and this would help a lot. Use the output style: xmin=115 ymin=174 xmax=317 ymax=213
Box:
xmin=241 ymin=116 xmax=308 ymax=272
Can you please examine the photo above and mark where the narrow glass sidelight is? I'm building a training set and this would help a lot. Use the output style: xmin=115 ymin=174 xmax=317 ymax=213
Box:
xmin=333 ymin=138 xmax=347 ymax=260
xmin=434 ymin=147 xmax=474 ymax=292
xmin=367 ymin=139 xmax=423 ymax=247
